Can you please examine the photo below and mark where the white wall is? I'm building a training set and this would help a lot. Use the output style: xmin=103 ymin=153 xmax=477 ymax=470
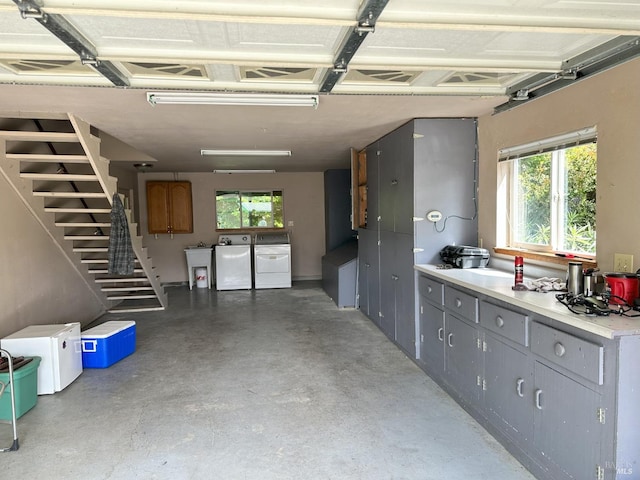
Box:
xmin=478 ymin=57 xmax=640 ymax=274
xmin=136 ymin=171 xmax=325 ymax=284
xmin=0 ymin=174 xmax=105 ymax=338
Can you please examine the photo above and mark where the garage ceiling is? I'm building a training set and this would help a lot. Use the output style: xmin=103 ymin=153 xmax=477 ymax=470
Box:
xmin=0 ymin=0 xmax=639 ymax=172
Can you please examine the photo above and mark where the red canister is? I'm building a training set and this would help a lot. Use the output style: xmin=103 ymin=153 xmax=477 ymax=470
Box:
xmin=604 ymin=273 xmax=639 ymax=305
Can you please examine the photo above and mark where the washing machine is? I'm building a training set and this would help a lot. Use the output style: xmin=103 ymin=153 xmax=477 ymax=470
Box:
xmin=254 ymin=232 xmax=291 ymax=289
xmin=215 ymin=233 xmax=252 ymax=290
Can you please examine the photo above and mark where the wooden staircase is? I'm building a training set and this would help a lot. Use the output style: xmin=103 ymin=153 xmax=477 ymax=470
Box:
xmin=0 ymin=114 xmax=167 ymax=313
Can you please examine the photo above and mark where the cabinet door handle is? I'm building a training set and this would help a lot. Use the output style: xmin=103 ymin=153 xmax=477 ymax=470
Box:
xmin=554 ymin=342 xmax=566 ymax=357
xmin=535 ymin=389 xmax=543 ymax=410
xmin=447 ymin=333 xmax=454 ymax=347
xmin=455 ymin=298 xmax=462 ymax=308
xmin=391 ymin=179 xmax=398 ymax=185
xmin=392 ymin=274 xmax=399 ymax=281
xmin=495 ymin=316 xmax=504 ymax=328
xmin=437 ymin=328 xmax=444 ymax=342
xmin=365 ymin=263 xmax=370 ymax=268
xmin=427 ymin=286 xmax=432 ymax=294
xmin=516 ymin=378 xmax=524 ymax=398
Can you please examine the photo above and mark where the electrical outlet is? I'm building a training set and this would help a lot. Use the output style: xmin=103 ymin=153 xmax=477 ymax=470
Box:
xmin=614 ymin=253 xmax=634 ymax=273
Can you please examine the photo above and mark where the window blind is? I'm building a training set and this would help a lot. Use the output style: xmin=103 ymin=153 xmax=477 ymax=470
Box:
xmin=498 ymin=126 xmax=597 ymax=161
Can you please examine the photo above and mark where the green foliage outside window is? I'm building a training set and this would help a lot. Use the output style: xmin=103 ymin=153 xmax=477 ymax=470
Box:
xmin=216 ymin=190 xmax=284 ymax=229
xmin=515 ymin=143 xmax=596 ymax=254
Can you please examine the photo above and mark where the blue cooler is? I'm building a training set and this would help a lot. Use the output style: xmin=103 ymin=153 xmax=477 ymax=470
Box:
xmin=81 ymin=321 xmax=136 ymax=368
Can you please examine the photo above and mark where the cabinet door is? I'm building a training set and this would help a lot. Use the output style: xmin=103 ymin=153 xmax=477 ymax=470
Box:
xmin=378 ymin=135 xmax=395 ymax=233
xmin=365 ymin=143 xmax=379 ymax=230
xmin=169 ymin=181 xmax=193 ymax=233
xmin=394 ymin=233 xmax=416 ymax=356
xmin=379 ymin=230 xmax=396 ymax=338
xmin=445 ymin=314 xmax=481 ymax=402
xmin=419 ymin=299 xmax=445 ymax=374
xmin=533 ymin=362 xmax=603 ymax=480
xmin=484 ymin=333 xmax=533 ymax=445
xmin=393 ymin=124 xmax=415 ymax=235
xmin=146 ymin=181 xmax=170 ymax=234
xmin=358 ymin=228 xmax=379 ymax=321
xmin=413 ymin=119 xmax=478 ymax=264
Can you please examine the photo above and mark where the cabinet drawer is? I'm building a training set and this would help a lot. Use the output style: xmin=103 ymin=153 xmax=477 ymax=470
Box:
xmin=531 ymin=322 xmax=604 ymax=385
xmin=444 ymin=286 xmax=478 ymax=323
xmin=418 ymin=275 xmax=443 ymax=306
xmin=480 ymin=301 xmax=529 ymax=346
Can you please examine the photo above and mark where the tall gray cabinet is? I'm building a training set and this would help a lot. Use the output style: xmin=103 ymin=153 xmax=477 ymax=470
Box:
xmin=358 ymin=118 xmax=478 ymax=357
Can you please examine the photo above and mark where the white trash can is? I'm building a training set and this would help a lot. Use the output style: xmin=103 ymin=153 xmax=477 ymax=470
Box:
xmin=195 ymin=267 xmax=208 ymax=288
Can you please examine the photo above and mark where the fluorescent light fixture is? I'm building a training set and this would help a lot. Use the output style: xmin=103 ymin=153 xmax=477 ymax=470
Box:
xmin=147 ymin=92 xmax=319 ymax=108
xmin=214 ymin=169 xmax=276 ymax=174
xmin=201 ymin=149 xmax=291 ymax=157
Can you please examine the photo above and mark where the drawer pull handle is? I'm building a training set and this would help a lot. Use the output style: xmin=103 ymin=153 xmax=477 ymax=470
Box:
xmin=392 ymin=274 xmax=399 ymax=281
xmin=437 ymin=328 xmax=444 ymax=342
xmin=427 ymin=286 xmax=432 ymax=294
xmin=516 ymin=378 xmax=524 ymax=398
xmin=535 ymin=389 xmax=543 ymax=410
xmin=495 ymin=316 xmax=504 ymax=328
xmin=365 ymin=263 xmax=370 ymax=268
xmin=447 ymin=333 xmax=454 ymax=347
xmin=554 ymin=342 xmax=566 ymax=357
xmin=455 ymin=298 xmax=462 ymax=308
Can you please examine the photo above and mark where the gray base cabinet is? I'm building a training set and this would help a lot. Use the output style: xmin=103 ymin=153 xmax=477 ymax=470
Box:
xmin=417 ymin=271 xmax=640 ymax=480
xmin=533 ymin=361 xmax=604 ymax=480
xmin=483 ymin=333 xmax=533 ymax=445
xmin=445 ymin=314 xmax=481 ymax=404
xmin=418 ymin=275 xmax=481 ymax=405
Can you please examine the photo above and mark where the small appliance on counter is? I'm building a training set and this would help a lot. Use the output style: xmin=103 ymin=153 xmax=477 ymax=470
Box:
xmin=439 ymin=245 xmax=490 ymax=268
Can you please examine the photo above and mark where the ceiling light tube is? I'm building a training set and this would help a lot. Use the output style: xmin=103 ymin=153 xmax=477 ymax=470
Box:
xmin=213 ymin=170 xmax=276 ymax=174
xmin=201 ymin=149 xmax=291 ymax=157
xmin=148 ymin=92 xmax=319 ymax=108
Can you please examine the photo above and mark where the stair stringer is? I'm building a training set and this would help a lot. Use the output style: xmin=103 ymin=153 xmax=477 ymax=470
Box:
xmin=0 ymin=138 xmax=111 ymax=311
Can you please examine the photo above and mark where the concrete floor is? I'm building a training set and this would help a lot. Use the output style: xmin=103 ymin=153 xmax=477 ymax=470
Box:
xmin=1 ymin=282 xmax=536 ymax=480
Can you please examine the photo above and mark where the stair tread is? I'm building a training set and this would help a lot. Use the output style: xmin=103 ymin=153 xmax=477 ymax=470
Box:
xmin=20 ymin=173 xmax=98 ymax=181
xmin=45 ymin=208 xmax=111 ymax=213
xmin=73 ymin=247 xmax=108 ymax=252
xmin=101 ymin=286 xmax=153 ymax=291
xmin=33 ymin=191 xmax=107 ymax=198
xmin=64 ymin=235 xmax=109 ymax=240
xmin=89 ymin=268 xmax=145 ymax=274
xmin=95 ymin=277 xmax=152 ymax=283
xmin=7 ymin=153 xmax=89 ymax=163
xmin=107 ymin=305 xmax=165 ymax=313
xmin=82 ymin=259 xmax=141 ymax=264
xmin=0 ymin=131 xmax=79 ymax=142
xmin=56 ymin=222 xmax=111 ymax=227
xmin=107 ymin=294 xmax=158 ymax=300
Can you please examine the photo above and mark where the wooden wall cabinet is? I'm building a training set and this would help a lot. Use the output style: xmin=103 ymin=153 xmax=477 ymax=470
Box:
xmin=146 ymin=181 xmax=193 ymax=234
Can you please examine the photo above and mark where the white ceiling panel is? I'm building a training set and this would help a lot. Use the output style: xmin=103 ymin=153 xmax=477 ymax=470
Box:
xmin=0 ymin=0 xmax=639 ymax=172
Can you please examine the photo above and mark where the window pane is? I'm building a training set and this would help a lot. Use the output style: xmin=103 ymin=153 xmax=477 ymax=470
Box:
xmin=273 ymin=190 xmax=283 ymax=228
xmin=216 ymin=191 xmax=241 ymax=229
xmin=241 ymin=192 xmax=274 ymax=228
xmin=514 ymin=153 xmax=551 ymax=246
xmin=560 ymin=143 xmax=597 ymax=254
xmin=216 ymin=190 xmax=284 ymax=230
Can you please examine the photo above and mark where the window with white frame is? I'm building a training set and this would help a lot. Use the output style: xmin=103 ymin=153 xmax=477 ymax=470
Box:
xmin=497 ymin=127 xmax=597 ymax=256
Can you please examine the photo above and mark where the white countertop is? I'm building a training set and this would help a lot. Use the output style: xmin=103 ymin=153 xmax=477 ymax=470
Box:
xmin=415 ymin=264 xmax=640 ymax=339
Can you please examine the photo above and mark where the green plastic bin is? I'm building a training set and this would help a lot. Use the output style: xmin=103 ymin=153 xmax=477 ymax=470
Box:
xmin=0 ymin=356 xmax=41 ymax=421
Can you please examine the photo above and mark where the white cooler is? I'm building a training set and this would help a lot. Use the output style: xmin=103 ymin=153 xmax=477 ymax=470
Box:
xmin=1 ymin=323 xmax=83 ymax=395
